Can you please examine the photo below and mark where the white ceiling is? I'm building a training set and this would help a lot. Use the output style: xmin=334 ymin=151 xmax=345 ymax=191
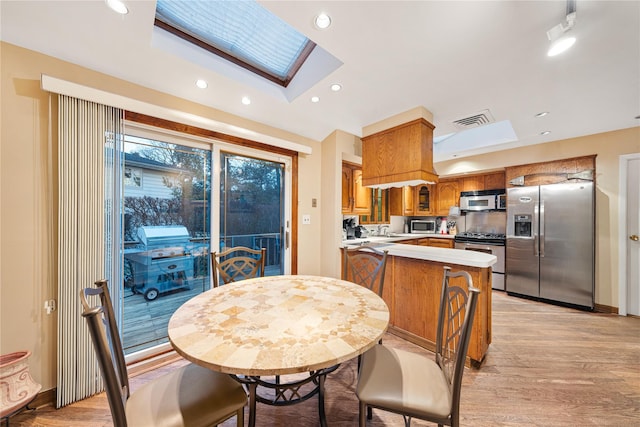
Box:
xmin=1 ymin=1 xmax=639 ymax=161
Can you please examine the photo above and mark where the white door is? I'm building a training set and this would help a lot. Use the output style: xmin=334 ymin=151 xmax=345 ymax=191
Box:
xmin=619 ymin=154 xmax=640 ymax=316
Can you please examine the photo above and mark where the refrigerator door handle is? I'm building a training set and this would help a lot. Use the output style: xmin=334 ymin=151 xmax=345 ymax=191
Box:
xmin=539 ymin=201 xmax=545 ymax=257
xmin=534 ymin=203 xmax=539 ymax=257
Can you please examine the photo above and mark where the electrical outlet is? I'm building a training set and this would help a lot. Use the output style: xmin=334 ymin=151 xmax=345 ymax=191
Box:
xmin=302 ymin=214 xmax=311 ymax=225
xmin=44 ymin=299 xmax=56 ymax=314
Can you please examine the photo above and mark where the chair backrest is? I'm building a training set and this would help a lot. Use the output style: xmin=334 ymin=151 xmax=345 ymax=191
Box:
xmin=80 ymin=279 xmax=129 ymax=427
xmin=211 ymin=246 xmax=266 ymax=287
xmin=435 ymin=266 xmax=480 ymax=423
xmin=342 ymin=246 xmax=389 ymax=297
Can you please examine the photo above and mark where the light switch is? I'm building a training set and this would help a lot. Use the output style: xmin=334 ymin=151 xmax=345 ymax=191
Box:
xmin=302 ymin=214 xmax=311 ymax=224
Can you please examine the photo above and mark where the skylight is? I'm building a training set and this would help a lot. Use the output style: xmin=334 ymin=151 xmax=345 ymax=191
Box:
xmin=155 ymin=0 xmax=316 ymax=87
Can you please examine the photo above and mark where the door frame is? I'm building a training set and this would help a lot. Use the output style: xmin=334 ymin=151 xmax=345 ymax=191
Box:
xmin=618 ymin=152 xmax=640 ymax=316
xmin=212 ymin=141 xmax=293 ymax=280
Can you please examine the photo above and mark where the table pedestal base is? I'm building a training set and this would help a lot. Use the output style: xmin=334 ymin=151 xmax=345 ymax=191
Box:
xmin=234 ymin=365 xmax=340 ymax=427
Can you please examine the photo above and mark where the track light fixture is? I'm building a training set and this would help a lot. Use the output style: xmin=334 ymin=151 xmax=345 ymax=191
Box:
xmin=547 ymin=0 xmax=577 ymax=57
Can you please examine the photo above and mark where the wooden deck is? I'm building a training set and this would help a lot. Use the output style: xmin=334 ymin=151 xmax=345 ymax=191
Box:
xmin=122 ymin=266 xmax=282 ymax=354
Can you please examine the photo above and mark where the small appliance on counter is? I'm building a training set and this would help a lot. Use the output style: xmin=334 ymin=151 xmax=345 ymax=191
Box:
xmin=343 ymin=218 xmax=356 ymax=240
xmin=410 ymin=219 xmax=436 ymax=234
xmin=438 ymin=218 xmax=448 ymax=234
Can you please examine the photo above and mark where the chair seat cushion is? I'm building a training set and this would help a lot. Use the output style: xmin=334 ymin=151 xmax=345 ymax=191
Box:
xmin=356 ymin=344 xmax=451 ymax=419
xmin=126 ymin=363 xmax=247 ymax=427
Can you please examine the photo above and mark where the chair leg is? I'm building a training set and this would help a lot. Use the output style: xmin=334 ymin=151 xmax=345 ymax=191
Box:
xmin=236 ymin=406 xmax=244 ymax=427
xmin=367 ymin=405 xmax=373 ymax=420
xmin=359 ymin=401 xmax=367 ymax=427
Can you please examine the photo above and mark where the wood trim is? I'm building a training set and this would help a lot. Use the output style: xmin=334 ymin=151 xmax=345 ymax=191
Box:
xmin=594 ymin=303 xmax=619 ymax=314
xmin=505 ymin=155 xmax=597 ymax=187
xmin=124 ymin=111 xmax=299 ymax=274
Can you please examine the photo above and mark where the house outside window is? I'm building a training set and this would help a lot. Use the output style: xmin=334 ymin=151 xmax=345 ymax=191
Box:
xmin=124 ymin=166 xmax=142 ymax=187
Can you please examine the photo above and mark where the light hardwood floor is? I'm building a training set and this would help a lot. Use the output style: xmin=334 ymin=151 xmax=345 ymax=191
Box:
xmin=6 ymin=292 xmax=640 ymax=426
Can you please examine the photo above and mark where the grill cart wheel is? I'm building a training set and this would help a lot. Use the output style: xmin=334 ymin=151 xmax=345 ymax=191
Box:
xmin=144 ymin=287 xmax=159 ymax=301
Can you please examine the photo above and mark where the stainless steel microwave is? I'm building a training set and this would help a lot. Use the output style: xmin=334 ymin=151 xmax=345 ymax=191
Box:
xmin=410 ymin=220 xmax=436 ymax=234
xmin=460 ymin=190 xmax=506 ymax=212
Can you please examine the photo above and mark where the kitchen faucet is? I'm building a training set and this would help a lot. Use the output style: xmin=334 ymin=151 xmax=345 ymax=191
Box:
xmin=376 ymin=225 xmax=390 ymax=236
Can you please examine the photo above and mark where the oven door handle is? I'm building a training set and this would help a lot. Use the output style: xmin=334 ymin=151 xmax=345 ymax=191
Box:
xmin=462 ymin=243 xmax=494 ymax=251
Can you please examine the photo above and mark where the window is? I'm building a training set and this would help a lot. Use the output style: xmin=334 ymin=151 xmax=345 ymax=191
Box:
xmin=154 ymin=0 xmax=315 ymax=87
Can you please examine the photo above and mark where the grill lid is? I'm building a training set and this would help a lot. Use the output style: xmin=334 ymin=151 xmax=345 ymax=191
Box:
xmin=137 ymin=225 xmax=190 ymax=247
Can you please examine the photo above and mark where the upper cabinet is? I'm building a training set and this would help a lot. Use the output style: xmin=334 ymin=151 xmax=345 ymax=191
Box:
xmin=342 ymin=162 xmax=371 ymax=215
xmin=460 ymin=171 xmax=505 ymax=192
xmin=414 ymin=184 xmax=435 ymax=216
xmin=389 ymin=186 xmax=415 ymax=216
xmin=483 ymin=171 xmax=506 ymax=190
xmin=435 ymin=180 xmax=459 ymax=216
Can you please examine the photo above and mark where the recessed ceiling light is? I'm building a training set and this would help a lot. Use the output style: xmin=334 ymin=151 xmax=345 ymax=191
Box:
xmin=195 ymin=79 xmax=208 ymax=89
xmin=314 ymin=13 xmax=331 ymax=29
xmin=105 ymin=0 xmax=128 ymax=15
xmin=241 ymin=96 xmax=251 ymax=105
xmin=330 ymin=84 xmax=342 ymax=92
xmin=311 ymin=96 xmax=320 ymax=103
xmin=540 ymin=131 xmax=551 ymax=136
xmin=535 ymin=111 xmax=549 ymax=118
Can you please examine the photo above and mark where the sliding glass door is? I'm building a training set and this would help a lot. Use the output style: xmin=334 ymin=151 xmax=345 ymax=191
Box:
xmin=115 ymin=126 xmax=292 ymax=358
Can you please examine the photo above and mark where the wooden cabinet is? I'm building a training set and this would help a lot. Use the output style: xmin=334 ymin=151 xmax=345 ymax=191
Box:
xmin=342 ymin=162 xmax=371 ymax=214
xmin=459 ymin=171 xmax=505 ymax=193
xmin=484 ymin=171 xmax=505 ymax=190
xmin=387 ymin=255 xmax=492 ymax=366
xmin=414 ymin=184 xmax=435 ymax=215
xmin=390 ymin=184 xmax=434 ymax=216
xmin=389 ymin=186 xmax=415 ymax=216
xmin=435 ymin=179 xmax=459 ymax=216
xmin=460 ymin=175 xmax=485 ymax=192
xmin=416 ymin=237 xmax=455 ymax=249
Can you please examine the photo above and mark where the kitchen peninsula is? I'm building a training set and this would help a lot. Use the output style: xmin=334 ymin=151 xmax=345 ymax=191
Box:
xmin=341 ymin=241 xmax=496 ymax=366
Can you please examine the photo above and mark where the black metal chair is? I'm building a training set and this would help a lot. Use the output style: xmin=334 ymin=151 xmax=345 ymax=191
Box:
xmin=80 ymin=279 xmax=247 ymax=427
xmin=211 ymin=246 xmax=266 ymax=288
xmin=356 ymin=267 xmax=480 ymax=427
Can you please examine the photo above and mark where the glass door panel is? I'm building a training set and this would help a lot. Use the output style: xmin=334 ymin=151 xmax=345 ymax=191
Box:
xmin=220 ymin=152 xmax=285 ymax=277
xmin=121 ymin=135 xmax=211 ymax=354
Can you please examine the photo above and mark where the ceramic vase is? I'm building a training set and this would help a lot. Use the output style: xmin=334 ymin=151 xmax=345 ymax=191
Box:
xmin=0 ymin=351 xmax=42 ymax=418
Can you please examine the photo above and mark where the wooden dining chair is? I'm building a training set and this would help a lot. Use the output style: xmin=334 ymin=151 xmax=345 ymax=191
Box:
xmin=211 ymin=246 xmax=266 ymax=288
xmin=342 ymin=245 xmax=389 ymax=298
xmin=80 ymin=279 xmax=247 ymax=427
xmin=356 ymin=267 xmax=480 ymax=427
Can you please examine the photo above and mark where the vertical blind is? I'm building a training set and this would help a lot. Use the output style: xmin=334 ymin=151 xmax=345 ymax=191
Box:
xmin=57 ymin=95 xmax=123 ymax=407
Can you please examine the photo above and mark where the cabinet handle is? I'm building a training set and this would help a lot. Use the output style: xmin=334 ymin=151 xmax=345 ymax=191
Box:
xmin=630 ymin=235 xmax=639 ymax=241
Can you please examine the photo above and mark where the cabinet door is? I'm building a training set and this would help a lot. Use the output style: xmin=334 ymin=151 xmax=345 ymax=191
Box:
xmin=414 ymin=184 xmax=435 ymax=215
xmin=484 ymin=171 xmax=506 ymax=190
xmin=403 ymin=186 xmax=415 ymax=215
xmin=389 ymin=186 xmax=415 ymax=216
xmin=416 ymin=238 xmax=431 ymax=246
xmin=352 ymin=168 xmax=372 ymax=214
xmin=341 ymin=165 xmax=353 ymax=214
xmin=461 ymin=175 xmax=485 ymax=192
xmin=428 ymin=238 xmax=454 ymax=249
xmin=436 ymin=180 xmax=459 ymax=216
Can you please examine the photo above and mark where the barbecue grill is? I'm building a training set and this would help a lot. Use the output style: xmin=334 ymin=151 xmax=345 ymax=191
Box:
xmin=124 ymin=225 xmax=196 ymax=301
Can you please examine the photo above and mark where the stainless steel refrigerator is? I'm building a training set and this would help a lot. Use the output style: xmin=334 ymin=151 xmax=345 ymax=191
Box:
xmin=506 ymin=182 xmax=594 ymax=309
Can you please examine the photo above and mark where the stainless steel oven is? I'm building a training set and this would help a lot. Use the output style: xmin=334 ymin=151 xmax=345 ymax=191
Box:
xmin=454 ymin=233 xmax=505 ymax=290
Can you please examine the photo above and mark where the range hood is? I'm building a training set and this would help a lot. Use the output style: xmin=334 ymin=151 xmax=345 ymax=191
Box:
xmin=361 ymin=107 xmax=439 ymax=189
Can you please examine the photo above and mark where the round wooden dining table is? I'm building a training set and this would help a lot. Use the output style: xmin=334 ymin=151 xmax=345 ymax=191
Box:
xmin=168 ymin=274 xmax=390 ymax=427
